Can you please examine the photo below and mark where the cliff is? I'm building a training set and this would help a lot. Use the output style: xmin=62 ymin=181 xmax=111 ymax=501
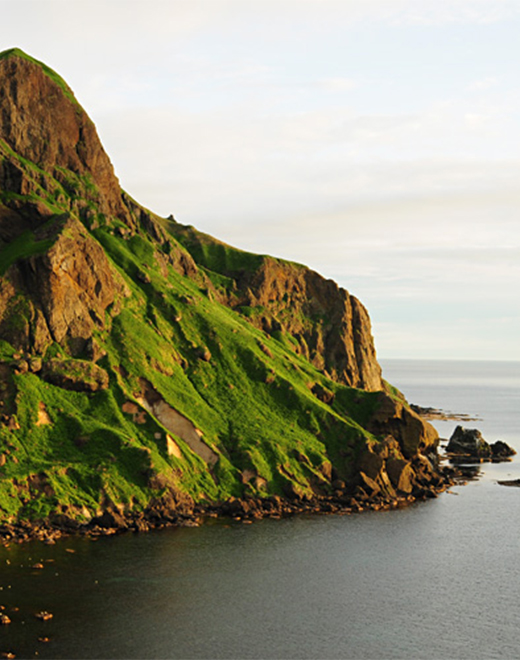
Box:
xmin=0 ymin=49 xmax=451 ymax=539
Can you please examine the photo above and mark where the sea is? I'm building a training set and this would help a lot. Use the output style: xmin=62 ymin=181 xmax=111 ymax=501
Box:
xmin=0 ymin=359 xmax=519 ymax=660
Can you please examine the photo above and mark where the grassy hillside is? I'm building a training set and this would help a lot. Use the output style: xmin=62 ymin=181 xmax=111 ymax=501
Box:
xmin=0 ymin=49 xmax=446 ymax=534
xmin=0 ymin=163 xmax=386 ymax=523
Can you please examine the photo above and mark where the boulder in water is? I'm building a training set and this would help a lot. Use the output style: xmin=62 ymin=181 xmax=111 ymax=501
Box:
xmin=446 ymin=426 xmax=515 ymax=460
xmin=446 ymin=426 xmax=491 ymax=457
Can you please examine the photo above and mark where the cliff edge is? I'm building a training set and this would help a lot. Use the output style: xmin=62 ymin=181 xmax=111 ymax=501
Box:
xmin=0 ymin=49 xmax=452 ymax=540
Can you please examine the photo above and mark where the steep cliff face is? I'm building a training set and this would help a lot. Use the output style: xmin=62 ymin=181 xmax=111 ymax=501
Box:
xmin=0 ymin=214 xmax=126 ymax=354
xmin=0 ymin=49 xmax=125 ymax=221
xmin=0 ymin=48 xmax=449 ymax=537
xmin=165 ymin=225 xmax=383 ymax=391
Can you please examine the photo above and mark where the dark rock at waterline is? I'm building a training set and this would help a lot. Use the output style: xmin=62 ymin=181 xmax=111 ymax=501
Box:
xmin=446 ymin=426 xmax=491 ymax=457
xmin=0 ymin=470 xmax=460 ymax=545
xmin=497 ymin=479 xmax=520 ymax=487
xmin=91 ymin=510 xmax=128 ymax=530
xmin=446 ymin=426 xmax=515 ymax=460
xmin=490 ymin=440 xmax=516 ymax=459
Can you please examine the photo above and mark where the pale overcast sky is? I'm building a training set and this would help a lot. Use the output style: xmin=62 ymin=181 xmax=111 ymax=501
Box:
xmin=2 ymin=0 xmax=519 ymax=360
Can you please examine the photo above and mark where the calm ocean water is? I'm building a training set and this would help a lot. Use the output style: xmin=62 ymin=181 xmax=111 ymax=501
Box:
xmin=0 ymin=359 xmax=519 ymax=660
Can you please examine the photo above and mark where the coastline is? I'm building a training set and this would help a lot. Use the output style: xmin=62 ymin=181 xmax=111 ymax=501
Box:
xmin=410 ymin=404 xmax=481 ymax=422
xmin=0 ymin=465 xmax=461 ymax=545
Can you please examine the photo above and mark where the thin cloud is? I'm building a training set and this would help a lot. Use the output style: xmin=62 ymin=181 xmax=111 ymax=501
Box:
xmin=3 ymin=0 xmax=520 ymax=359
xmin=467 ymin=77 xmax=499 ymax=92
xmin=319 ymin=77 xmax=358 ymax=92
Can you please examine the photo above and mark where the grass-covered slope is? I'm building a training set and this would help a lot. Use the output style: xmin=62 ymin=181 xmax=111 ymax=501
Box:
xmin=0 ymin=49 xmax=448 ymax=535
xmin=0 ymin=209 xmax=385 ymax=520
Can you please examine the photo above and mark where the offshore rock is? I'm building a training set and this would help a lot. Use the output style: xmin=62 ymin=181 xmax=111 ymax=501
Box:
xmin=446 ymin=426 xmax=491 ymax=457
xmin=446 ymin=426 xmax=515 ymax=460
xmin=490 ymin=440 xmax=516 ymax=459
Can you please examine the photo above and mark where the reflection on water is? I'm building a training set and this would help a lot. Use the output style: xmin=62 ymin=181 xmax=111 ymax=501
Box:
xmin=448 ymin=460 xmax=482 ymax=481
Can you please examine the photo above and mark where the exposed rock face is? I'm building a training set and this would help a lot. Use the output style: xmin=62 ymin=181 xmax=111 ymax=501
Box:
xmin=0 ymin=50 xmax=125 ymax=220
xmin=137 ymin=378 xmax=218 ymax=466
xmin=238 ymin=257 xmax=383 ymax=391
xmin=354 ymin=397 xmax=441 ymax=501
xmin=169 ymin=227 xmax=384 ymax=392
xmin=0 ymin=214 xmax=124 ymax=354
xmin=367 ymin=392 xmax=439 ymax=458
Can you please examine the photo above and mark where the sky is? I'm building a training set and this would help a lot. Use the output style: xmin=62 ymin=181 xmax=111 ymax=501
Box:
xmin=2 ymin=0 xmax=519 ymax=360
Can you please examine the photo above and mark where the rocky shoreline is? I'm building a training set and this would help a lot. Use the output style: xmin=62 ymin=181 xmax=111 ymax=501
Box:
xmin=0 ymin=465 xmax=464 ymax=546
xmin=411 ymin=404 xmax=481 ymax=422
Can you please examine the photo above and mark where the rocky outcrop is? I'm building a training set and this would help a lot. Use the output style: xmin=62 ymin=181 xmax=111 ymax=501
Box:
xmin=238 ymin=258 xmax=383 ymax=391
xmin=169 ymin=227 xmax=384 ymax=392
xmin=366 ymin=391 xmax=439 ymax=457
xmin=354 ymin=399 xmax=442 ymax=503
xmin=41 ymin=359 xmax=109 ymax=392
xmin=446 ymin=426 xmax=515 ymax=461
xmin=0 ymin=214 xmax=126 ymax=354
xmin=0 ymin=50 xmax=126 ymax=221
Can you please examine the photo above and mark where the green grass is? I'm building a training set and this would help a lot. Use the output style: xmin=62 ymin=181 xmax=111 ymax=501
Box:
xmin=165 ymin=223 xmax=264 ymax=275
xmin=0 ymin=110 xmax=419 ymax=525
xmin=0 ymin=230 xmax=56 ymax=275
xmin=0 ymin=207 xmax=382 ymax=518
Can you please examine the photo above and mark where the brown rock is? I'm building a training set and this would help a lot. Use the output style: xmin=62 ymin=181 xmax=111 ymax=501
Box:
xmin=122 ymin=401 xmax=140 ymax=415
xmin=12 ymin=360 xmax=28 ymax=374
xmin=310 ymin=382 xmax=335 ymax=405
xmin=41 ymin=358 xmax=109 ymax=392
xmin=386 ymin=458 xmax=415 ymax=494
xmin=357 ymin=446 xmax=396 ymax=499
xmin=367 ymin=393 xmax=439 ymax=459
xmin=28 ymin=357 xmax=43 ymax=373
xmin=0 ymin=52 xmax=124 ymax=219
xmin=359 ymin=471 xmax=381 ymax=496
xmin=92 ymin=510 xmax=127 ymax=530
xmin=167 ymin=227 xmax=384 ymax=392
xmin=7 ymin=417 xmax=19 ymax=431
xmin=195 ymin=346 xmax=212 ymax=362
xmin=319 ymin=461 xmax=333 ymax=481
